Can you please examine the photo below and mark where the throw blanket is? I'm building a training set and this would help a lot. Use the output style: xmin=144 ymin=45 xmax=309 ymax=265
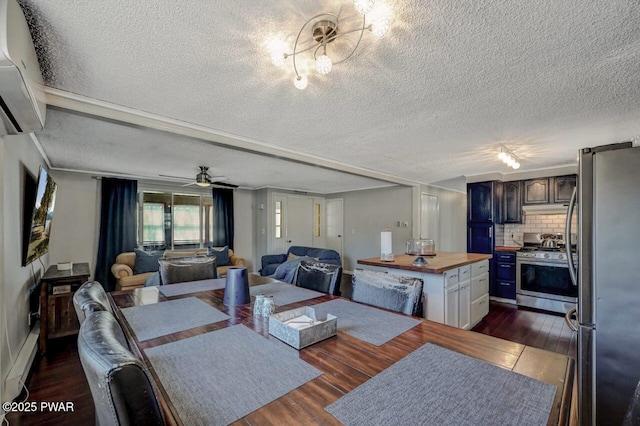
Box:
xmin=269 ymin=256 xmax=316 ymax=283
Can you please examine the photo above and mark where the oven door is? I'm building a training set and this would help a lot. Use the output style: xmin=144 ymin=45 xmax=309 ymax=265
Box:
xmin=516 ymin=259 xmax=578 ymax=302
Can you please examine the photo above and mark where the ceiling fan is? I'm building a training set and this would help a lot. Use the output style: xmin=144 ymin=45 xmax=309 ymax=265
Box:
xmin=159 ymin=166 xmax=236 ymax=188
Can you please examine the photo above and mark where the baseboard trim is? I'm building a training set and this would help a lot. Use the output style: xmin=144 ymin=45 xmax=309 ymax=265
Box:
xmin=3 ymin=322 xmax=40 ymax=402
xmin=489 ymin=296 xmax=517 ymax=305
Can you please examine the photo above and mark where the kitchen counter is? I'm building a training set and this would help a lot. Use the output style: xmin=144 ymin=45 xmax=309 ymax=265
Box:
xmin=357 ymin=252 xmax=492 ymax=274
xmin=495 ymin=246 xmax=520 ymax=252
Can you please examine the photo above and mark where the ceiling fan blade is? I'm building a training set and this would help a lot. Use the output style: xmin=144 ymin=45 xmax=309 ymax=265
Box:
xmin=211 ymin=181 xmax=238 ymax=188
xmin=158 ymin=174 xmax=191 ymax=181
xmin=181 ymin=182 xmax=197 ymax=187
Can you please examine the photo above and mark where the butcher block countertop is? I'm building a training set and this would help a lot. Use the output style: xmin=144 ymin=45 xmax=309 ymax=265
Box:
xmin=357 ymin=252 xmax=493 ymax=274
xmin=494 ymin=246 xmax=520 ymax=252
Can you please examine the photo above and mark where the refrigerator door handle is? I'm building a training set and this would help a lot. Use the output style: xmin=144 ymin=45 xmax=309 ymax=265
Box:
xmin=565 ymin=186 xmax=578 ymax=287
xmin=565 ymin=306 xmax=578 ymax=332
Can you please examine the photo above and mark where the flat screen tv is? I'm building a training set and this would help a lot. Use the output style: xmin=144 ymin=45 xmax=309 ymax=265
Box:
xmin=22 ymin=166 xmax=57 ymax=266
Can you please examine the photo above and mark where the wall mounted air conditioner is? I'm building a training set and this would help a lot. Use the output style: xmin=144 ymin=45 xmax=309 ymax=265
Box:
xmin=0 ymin=0 xmax=46 ymax=135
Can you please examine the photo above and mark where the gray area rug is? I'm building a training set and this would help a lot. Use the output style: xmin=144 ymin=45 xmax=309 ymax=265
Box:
xmin=311 ymin=299 xmax=420 ymax=346
xmin=159 ymin=278 xmax=226 ymax=297
xmin=145 ymin=324 xmax=322 ymax=425
xmin=250 ymin=282 xmax=324 ymax=306
xmin=326 ymin=343 xmax=557 ymax=426
xmin=121 ymin=297 xmax=230 ymax=341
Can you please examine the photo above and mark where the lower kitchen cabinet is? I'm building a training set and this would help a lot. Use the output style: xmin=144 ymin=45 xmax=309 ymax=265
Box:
xmin=494 ymin=251 xmax=516 ymax=300
xmin=394 ymin=260 xmax=490 ymax=330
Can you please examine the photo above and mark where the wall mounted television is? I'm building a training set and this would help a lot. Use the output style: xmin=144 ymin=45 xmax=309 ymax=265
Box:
xmin=22 ymin=166 xmax=57 ymax=266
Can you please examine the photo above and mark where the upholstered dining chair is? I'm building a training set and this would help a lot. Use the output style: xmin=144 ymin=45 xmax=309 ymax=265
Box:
xmin=351 ymin=269 xmax=424 ymax=316
xmin=293 ymin=261 xmax=343 ymax=296
xmin=158 ymin=255 xmax=217 ymax=285
xmin=78 ymin=310 xmax=165 ymax=425
xmin=72 ymin=281 xmax=113 ymax=324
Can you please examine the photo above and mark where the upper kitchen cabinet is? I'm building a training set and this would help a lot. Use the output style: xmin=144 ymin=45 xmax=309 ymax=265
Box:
xmin=502 ymin=181 xmax=522 ymax=223
xmin=523 ymin=178 xmax=550 ymax=204
xmin=467 ymin=181 xmax=502 ymax=223
xmin=552 ymin=174 xmax=577 ymax=203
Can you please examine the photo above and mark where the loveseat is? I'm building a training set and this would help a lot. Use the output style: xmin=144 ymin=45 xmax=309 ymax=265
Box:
xmin=111 ymin=247 xmax=245 ymax=290
xmin=259 ymin=246 xmax=341 ymax=276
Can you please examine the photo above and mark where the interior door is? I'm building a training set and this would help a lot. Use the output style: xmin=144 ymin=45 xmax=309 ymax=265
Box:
xmin=325 ymin=199 xmax=343 ymax=260
xmin=285 ymin=196 xmax=313 ymax=248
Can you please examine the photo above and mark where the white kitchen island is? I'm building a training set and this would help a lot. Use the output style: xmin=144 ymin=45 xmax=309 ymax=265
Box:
xmin=357 ymin=253 xmax=493 ymax=329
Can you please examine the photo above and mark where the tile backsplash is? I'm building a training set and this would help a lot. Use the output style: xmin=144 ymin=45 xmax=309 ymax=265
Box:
xmin=501 ymin=213 xmax=577 ymax=247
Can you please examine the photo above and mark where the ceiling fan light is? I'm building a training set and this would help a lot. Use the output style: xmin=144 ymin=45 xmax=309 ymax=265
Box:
xmin=354 ymin=0 xmax=375 ymax=15
xmin=196 ymin=181 xmax=211 ymax=187
xmin=315 ymin=54 xmax=332 ymax=75
xmin=294 ymin=75 xmax=308 ymax=90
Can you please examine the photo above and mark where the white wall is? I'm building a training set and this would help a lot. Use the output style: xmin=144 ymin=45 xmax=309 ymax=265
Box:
xmin=0 ymin=134 xmax=47 ymax=403
xmin=231 ymin=189 xmax=255 ymax=272
xmin=329 ymin=186 xmax=414 ymax=272
xmin=47 ymin=171 xmax=100 ymax=272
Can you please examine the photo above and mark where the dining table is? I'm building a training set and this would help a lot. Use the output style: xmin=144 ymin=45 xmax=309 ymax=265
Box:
xmin=109 ymin=274 xmax=574 ymax=426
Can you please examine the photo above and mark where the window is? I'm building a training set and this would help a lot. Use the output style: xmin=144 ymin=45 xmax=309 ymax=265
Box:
xmin=138 ymin=191 xmax=213 ymax=249
xmin=275 ymin=201 xmax=282 ymax=238
xmin=143 ymin=203 xmax=164 ymax=244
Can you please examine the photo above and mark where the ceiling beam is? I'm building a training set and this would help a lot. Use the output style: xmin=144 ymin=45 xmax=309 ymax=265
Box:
xmin=44 ymin=87 xmax=421 ymax=188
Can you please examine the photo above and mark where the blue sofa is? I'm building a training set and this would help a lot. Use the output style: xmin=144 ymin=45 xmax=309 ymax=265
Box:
xmin=260 ymin=246 xmax=341 ymax=276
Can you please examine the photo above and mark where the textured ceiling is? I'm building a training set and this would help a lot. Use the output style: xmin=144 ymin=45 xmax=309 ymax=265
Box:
xmin=18 ymin=0 xmax=640 ymax=191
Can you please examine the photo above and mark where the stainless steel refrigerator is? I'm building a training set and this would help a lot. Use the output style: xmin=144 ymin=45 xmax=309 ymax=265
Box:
xmin=565 ymin=141 xmax=640 ymax=425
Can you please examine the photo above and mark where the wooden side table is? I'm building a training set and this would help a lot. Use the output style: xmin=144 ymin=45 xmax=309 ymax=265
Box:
xmin=39 ymin=263 xmax=90 ymax=354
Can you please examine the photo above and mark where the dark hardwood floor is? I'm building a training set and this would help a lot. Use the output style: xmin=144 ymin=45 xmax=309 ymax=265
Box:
xmin=6 ymin=300 xmax=575 ymax=425
xmin=472 ymin=301 xmax=577 ymax=359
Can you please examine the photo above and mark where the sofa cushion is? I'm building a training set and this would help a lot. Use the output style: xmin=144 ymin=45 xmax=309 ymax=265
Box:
xmin=307 ymin=248 xmax=340 ymax=262
xmin=207 ymin=246 xmax=231 ymax=266
xmin=133 ymin=248 xmax=165 ymax=274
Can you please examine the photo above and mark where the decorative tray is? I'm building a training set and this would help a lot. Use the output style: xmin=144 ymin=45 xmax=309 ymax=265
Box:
xmin=268 ymin=306 xmax=337 ymax=350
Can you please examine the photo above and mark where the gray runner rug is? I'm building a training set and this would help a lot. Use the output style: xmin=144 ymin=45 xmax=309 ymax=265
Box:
xmin=311 ymin=299 xmax=420 ymax=346
xmin=121 ymin=297 xmax=230 ymax=341
xmin=159 ymin=278 xmax=226 ymax=297
xmin=145 ymin=324 xmax=322 ymax=425
xmin=326 ymin=343 xmax=557 ymax=426
xmin=250 ymin=282 xmax=324 ymax=306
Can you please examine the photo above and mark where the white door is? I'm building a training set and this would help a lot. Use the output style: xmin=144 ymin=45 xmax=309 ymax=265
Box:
xmin=445 ymin=283 xmax=459 ymax=327
xmin=325 ymin=199 xmax=344 ymax=260
xmin=285 ymin=196 xmax=313 ymax=248
xmin=272 ymin=194 xmax=288 ymax=254
xmin=420 ymin=193 xmax=439 ymax=242
xmin=458 ymin=280 xmax=471 ymax=330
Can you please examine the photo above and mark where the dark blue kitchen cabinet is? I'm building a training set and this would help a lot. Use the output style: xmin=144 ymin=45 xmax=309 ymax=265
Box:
xmin=502 ymin=180 xmax=522 ymax=224
xmin=467 ymin=223 xmax=494 ymax=254
xmin=495 ymin=251 xmax=516 ymax=299
xmin=467 ymin=181 xmax=502 ymax=223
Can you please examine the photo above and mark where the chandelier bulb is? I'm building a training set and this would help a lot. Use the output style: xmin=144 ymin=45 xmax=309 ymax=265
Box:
xmin=371 ymin=16 xmax=390 ymax=38
xmin=315 ymin=54 xmax=333 ymax=75
xmin=294 ymin=75 xmax=308 ymax=90
xmin=498 ymin=152 xmax=507 ymax=161
xmin=354 ymin=0 xmax=375 ymax=15
xmin=512 ymin=162 xmax=521 ymax=170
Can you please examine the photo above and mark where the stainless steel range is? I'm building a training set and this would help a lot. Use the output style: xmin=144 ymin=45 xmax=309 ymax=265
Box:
xmin=516 ymin=232 xmax=578 ymax=314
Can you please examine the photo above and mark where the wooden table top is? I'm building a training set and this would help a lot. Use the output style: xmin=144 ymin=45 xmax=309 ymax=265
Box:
xmin=358 ymin=252 xmax=493 ymax=274
xmin=109 ymin=275 xmax=572 ymax=426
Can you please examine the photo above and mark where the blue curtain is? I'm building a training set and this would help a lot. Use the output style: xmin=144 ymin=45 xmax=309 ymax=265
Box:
xmin=94 ymin=178 xmax=138 ymax=291
xmin=212 ymin=188 xmax=234 ymax=249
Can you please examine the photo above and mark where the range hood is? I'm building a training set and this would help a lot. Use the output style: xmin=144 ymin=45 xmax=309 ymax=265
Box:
xmin=522 ymin=204 xmax=569 ymax=215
